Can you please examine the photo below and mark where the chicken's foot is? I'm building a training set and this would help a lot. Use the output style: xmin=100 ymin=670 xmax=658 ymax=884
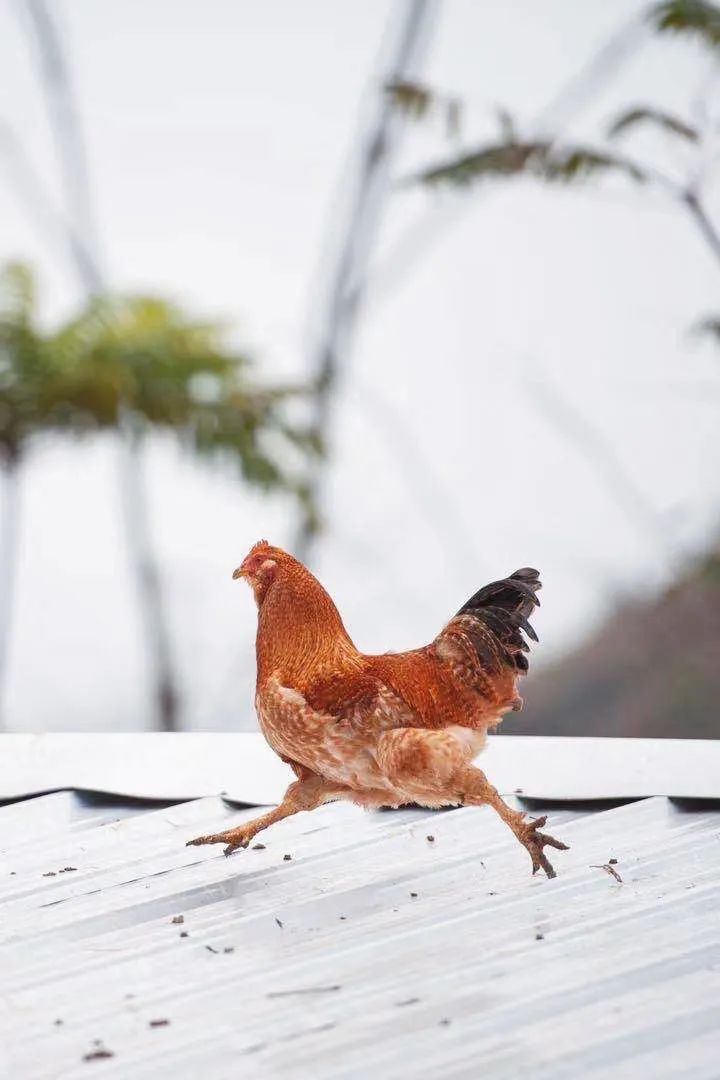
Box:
xmin=512 ymin=813 xmax=568 ymax=878
xmin=186 ymin=817 xmax=271 ymax=856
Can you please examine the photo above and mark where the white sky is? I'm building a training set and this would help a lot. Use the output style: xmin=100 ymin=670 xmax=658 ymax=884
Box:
xmin=1 ymin=0 xmax=719 ymax=731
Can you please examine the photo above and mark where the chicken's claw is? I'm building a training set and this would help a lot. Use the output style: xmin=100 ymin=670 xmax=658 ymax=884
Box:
xmin=186 ymin=828 xmax=252 ymax=857
xmin=519 ymin=815 xmax=569 ymax=879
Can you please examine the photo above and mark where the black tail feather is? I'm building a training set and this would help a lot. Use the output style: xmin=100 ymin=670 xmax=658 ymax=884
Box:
xmin=457 ymin=568 xmax=541 ymax=674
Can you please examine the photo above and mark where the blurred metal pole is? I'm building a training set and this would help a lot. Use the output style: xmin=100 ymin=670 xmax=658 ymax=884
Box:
xmin=22 ymin=0 xmax=102 ymax=291
xmin=295 ymin=0 xmax=440 ymax=562
xmin=18 ymin=0 xmax=181 ymax=731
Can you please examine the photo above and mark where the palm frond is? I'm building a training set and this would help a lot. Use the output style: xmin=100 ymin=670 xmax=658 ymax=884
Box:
xmin=540 ymin=146 xmax=648 ymax=183
xmin=385 ymin=79 xmax=462 ymax=138
xmin=385 ymin=79 xmax=434 ymax=119
xmin=418 ymin=141 xmax=539 ymax=187
xmin=417 ymin=138 xmax=648 ymax=188
xmin=649 ymin=1 xmax=720 ymax=49
xmin=608 ymin=105 xmax=699 ymax=142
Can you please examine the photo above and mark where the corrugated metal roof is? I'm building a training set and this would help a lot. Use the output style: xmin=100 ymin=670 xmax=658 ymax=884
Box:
xmin=1 ymin=785 xmax=719 ymax=1079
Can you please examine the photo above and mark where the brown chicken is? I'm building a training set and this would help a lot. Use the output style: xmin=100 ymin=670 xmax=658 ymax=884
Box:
xmin=188 ymin=540 xmax=568 ymax=877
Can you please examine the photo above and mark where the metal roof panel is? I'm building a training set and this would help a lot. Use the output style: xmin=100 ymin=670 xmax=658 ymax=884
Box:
xmin=1 ymin=784 xmax=718 ymax=1079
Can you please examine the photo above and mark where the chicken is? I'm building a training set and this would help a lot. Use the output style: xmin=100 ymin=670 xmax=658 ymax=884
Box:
xmin=188 ymin=540 xmax=568 ymax=877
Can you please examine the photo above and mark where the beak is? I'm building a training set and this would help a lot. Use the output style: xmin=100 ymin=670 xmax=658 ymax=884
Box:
xmin=232 ymin=562 xmax=247 ymax=581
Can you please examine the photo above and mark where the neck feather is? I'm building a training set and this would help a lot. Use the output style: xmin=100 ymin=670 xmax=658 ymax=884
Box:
xmin=255 ymin=564 xmax=358 ymax=686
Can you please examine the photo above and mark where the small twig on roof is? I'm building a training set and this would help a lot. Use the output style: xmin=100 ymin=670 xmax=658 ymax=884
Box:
xmin=591 ymin=862 xmax=623 ymax=883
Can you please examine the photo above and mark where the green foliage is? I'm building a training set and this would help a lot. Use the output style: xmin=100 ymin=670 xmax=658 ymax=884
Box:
xmin=417 ymin=129 xmax=648 ymax=189
xmin=385 ymin=79 xmax=434 ymax=119
xmin=607 ymin=106 xmax=699 ymax=142
xmin=49 ymin=295 xmax=234 ymax=430
xmin=534 ymin=145 xmax=647 ymax=185
xmin=648 ymin=0 xmax=720 ymax=49
xmin=0 ymin=262 xmax=320 ymax=503
xmin=418 ymin=139 xmax=536 ymax=187
xmin=189 ymin=384 xmax=321 ymax=495
xmin=385 ymin=79 xmax=462 ymax=138
xmin=0 ymin=262 xmax=56 ymax=464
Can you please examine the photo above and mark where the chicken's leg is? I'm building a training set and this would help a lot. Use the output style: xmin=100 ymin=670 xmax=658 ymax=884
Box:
xmin=454 ymin=765 xmax=568 ymax=877
xmin=376 ymin=728 xmax=568 ymax=878
xmin=187 ymin=775 xmax=345 ymax=856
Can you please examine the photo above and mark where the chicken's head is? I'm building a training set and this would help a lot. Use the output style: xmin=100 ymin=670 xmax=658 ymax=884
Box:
xmin=233 ymin=539 xmax=286 ymax=605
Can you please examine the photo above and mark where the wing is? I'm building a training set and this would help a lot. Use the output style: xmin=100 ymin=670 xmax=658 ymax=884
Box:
xmin=300 ymin=668 xmax=420 ymax=734
xmin=255 ymin=668 xmax=419 ymax=758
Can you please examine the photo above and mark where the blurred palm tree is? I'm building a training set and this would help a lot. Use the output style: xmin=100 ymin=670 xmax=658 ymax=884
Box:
xmin=0 ymin=261 xmax=318 ymax=729
xmin=49 ymin=291 xmax=318 ymax=487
